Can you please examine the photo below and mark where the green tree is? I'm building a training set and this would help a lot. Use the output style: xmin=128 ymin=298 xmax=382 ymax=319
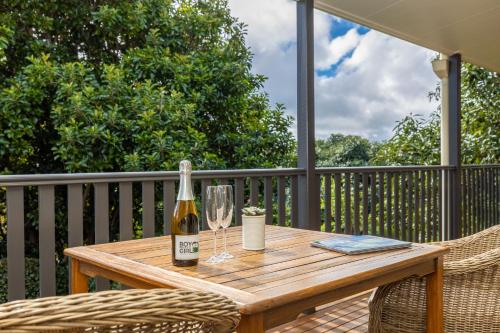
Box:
xmin=372 ymin=63 xmax=499 ymax=165
xmin=316 ymin=133 xmax=379 ymax=167
xmin=0 ymin=0 xmax=295 ymax=174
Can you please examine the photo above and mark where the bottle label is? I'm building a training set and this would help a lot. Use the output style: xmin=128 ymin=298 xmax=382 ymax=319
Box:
xmin=175 ymin=234 xmax=200 ymax=260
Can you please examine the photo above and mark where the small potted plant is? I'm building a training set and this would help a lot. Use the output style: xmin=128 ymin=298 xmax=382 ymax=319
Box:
xmin=242 ymin=206 xmax=266 ymax=250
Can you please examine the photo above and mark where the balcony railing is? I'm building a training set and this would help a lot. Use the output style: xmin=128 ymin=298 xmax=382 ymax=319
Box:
xmin=0 ymin=164 xmax=498 ymax=301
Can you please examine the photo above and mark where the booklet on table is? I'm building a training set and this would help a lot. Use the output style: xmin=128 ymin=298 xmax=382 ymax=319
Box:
xmin=311 ymin=235 xmax=411 ymax=255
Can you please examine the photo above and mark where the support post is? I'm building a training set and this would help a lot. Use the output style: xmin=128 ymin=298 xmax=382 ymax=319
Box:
xmin=297 ymin=0 xmax=320 ymax=230
xmin=432 ymin=53 xmax=461 ymax=240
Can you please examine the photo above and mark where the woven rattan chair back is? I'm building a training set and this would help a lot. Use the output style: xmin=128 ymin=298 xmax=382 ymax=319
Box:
xmin=0 ymin=288 xmax=240 ymax=333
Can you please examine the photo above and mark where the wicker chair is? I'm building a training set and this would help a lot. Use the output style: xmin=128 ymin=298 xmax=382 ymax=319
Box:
xmin=369 ymin=224 xmax=500 ymax=333
xmin=0 ymin=288 xmax=240 ymax=332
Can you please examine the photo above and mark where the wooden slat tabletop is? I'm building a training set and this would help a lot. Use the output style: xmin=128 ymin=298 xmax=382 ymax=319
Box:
xmin=65 ymin=225 xmax=447 ymax=317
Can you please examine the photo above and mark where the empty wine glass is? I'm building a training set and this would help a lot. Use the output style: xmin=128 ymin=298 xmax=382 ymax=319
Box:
xmin=205 ymin=186 xmax=222 ymax=264
xmin=218 ymin=185 xmax=234 ymax=259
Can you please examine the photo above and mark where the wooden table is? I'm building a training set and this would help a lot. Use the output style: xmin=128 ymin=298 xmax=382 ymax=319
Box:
xmin=64 ymin=225 xmax=447 ymax=333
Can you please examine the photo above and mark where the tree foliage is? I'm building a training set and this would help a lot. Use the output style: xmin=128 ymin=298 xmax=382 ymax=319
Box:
xmin=316 ymin=133 xmax=379 ymax=167
xmin=372 ymin=63 xmax=499 ymax=165
xmin=0 ymin=0 xmax=295 ymax=174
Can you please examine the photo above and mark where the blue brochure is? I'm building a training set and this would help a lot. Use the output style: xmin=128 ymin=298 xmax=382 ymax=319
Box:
xmin=311 ymin=235 xmax=411 ymax=254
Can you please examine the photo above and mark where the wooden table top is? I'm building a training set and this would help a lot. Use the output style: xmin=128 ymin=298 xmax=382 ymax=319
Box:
xmin=64 ymin=225 xmax=447 ymax=314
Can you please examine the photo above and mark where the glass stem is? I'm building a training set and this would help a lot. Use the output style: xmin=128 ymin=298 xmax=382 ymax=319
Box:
xmin=223 ymin=228 xmax=228 ymax=253
xmin=213 ymin=230 xmax=217 ymax=257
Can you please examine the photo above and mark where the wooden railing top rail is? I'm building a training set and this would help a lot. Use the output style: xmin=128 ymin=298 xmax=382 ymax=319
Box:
xmin=462 ymin=164 xmax=500 ymax=169
xmin=0 ymin=164 xmax=497 ymax=186
xmin=316 ymin=165 xmax=457 ymax=174
xmin=0 ymin=168 xmax=306 ymax=186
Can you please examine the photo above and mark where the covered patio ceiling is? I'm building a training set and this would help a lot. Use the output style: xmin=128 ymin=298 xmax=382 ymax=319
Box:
xmin=315 ymin=0 xmax=500 ymax=72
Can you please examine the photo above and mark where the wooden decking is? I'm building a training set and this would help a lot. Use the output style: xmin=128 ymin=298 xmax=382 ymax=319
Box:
xmin=267 ymin=291 xmax=371 ymax=333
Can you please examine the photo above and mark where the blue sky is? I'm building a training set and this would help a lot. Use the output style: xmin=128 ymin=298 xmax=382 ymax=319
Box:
xmin=228 ymin=0 xmax=439 ymax=141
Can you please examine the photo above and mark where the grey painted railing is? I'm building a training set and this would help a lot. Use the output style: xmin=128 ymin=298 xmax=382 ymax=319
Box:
xmin=318 ymin=165 xmax=455 ymax=242
xmin=461 ymin=165 xmax=500 ymax=236
xmin=0 ymin=168 xmax=304 ymax=301
xmin=0 ymin=165 xmax=498 ymax=301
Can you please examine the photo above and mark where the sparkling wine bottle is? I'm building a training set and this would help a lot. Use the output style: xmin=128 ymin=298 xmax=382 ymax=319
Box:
xmin=171 ymin=160 xmax=199 ymax=266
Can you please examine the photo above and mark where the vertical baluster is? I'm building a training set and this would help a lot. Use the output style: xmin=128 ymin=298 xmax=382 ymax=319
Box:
xmin=483 ymin=168 xmax=487 ymax=229
xmin=344 ymin=173 xmax=351 ymax=234
xmin=474 ymin=168 xmax=479 ymax=230
xmin=419 ymin=171 xmax=425 ymax=242
xmin=370 ymin=173 xmax=377 ymax=235
xmin=486 ymin=168 xmax=490 ymax=227
xmin=163 ymin=181 xmax=175 ymax=235
xmin=201 ymin=179 xmax=210 ymax=230
xmin=478 ymin=168 xmax=483 ymax=230
xmin=475 ymin=168 xmax=480 ymax=233
xmin=466 ymin=168 xmax=472 ymax=235
xmin=439 ymin=170 xmax=445 ymax=240
xmin=94 ymin=183 xmax=109 ymax=291
xmin=414 ymin=171 xmax=420 ymax=242
xmin=353 ymin=173 xmax=360 ymax=235
xmin=401 ymin=173 xmax=407 ymax=241
xmin=250 ymin=177 xmax=259 ymax=206
xmin=466 ymin=168 xmax=471 ymax=234
xmin=264 ymin=177 xmax=273 ymax=225
xmin=378 ymin=172 xmax=385 ymax=237
xmin=119 ymin=182 xmax=133 ymax=241
xmin=488 ymin=168 xmax=493 ymax=227
xmin=39 ymin=185 xmax=56 ymax=297
xmin=466 ymin=168 xmax=472 ymax=234
xmin=408 ymin=172 xmax=414 ymax=242
xmin=470 ymin=168 xmax=477 ymax=233
xmin=432 ymin=170 xmax=438 ymax=241
xmin=234 ymin=178 xmax=244 ymax=226
xmin=118 ymin=182 xmax=133 ymax=291
xmin=477 ymin=168 xmax=482 ymax=230
xmin=420 ymin=170 xmax=425 ymax=243
xmin=362 ymin=173 xmax=369 ymax=235
xmin=278 ymin=176 xmax=287 ymax=227
xmin=290 ymin=176 xmax=299 ymax=228
xmin=461 ymin=169 xmax=467 ymax=235
xmin=142 ymin=181 xmax=155 ymax=238
xmin=394 ymin=173 xmax=400 ymax=240
xmin=323 ymin=175 xmax=331 ymax=232
xmin=334 ymin=174 xmax=342 ymax=233
xmin=68 ymin=184 xmax=84 ymax=247
xmin=68 ymin=184 xmax=83 ymax=293
xmin=426 ymin=171 xmax=432 ymax=241
xmin=443 ymin=170 xmax=449 ymax=240
xmin=495 ymin=167 xmax=500 ymax=223
xmin=494 ymin=168 xmax=498 ymax=227
xmin=386 ymin=173 xmax=392 ymax=238
xmin=218 ymin=178 xmax=228 ymax=186
xmin=7 ymin=186 xmax=25 ymax=301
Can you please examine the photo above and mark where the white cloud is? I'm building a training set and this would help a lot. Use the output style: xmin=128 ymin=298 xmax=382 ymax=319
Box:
xmin=228 ymin=0 xmax=439 ymax=141
xmin=228 ymin=0 xmax=295 ymax=54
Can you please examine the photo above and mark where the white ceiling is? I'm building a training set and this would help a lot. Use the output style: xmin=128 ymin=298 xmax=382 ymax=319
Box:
xmin=315 ymin=0 xmax=500 ymax=72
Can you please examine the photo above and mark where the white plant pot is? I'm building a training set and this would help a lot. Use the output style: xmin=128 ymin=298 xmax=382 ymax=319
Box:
xmin=242 ymin=215 xmax=266 ymax=250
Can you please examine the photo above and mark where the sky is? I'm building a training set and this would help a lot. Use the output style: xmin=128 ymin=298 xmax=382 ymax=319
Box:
xmin=228 ymin=0 xmax=440 ymax=141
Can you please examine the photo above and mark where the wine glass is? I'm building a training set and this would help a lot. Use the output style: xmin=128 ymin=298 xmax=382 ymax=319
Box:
xmin=218 ymin=185 xmax=234 ymax=259
xmin=205 ymin=186 xmax=222 ymax=264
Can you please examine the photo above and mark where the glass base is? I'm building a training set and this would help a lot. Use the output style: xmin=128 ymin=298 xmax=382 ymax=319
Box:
xmin=218 ymin=251 xmax=234 ymax=259
xmin=206 ymin=255 xmax=223 ymax=264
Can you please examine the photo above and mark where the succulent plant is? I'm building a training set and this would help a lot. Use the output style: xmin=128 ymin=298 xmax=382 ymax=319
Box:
xmin=242 ymin=206 xmax=266 ymax=216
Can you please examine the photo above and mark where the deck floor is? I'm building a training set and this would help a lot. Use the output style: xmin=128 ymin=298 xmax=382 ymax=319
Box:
xmin=267 ymin=291 xmax=371 ymax=333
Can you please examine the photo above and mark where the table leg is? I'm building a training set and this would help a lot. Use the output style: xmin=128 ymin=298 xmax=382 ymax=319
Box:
xmin=237 ymin=313 xmax=264 ymax=333
xmin=71 ymin=258 xmax=88 ymax=294
xmin=426 ymin=257 xmax=444 ymax=333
